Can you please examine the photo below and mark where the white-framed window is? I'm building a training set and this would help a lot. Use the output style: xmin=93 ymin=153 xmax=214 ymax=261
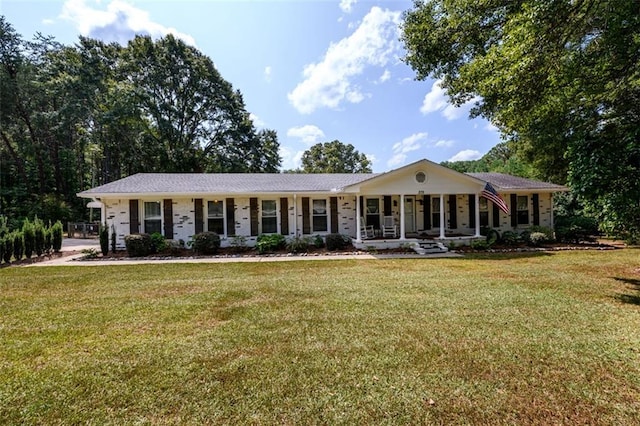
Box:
xmin=207 ymin=200 xmax=224 ymax=235
xmin=517 ymin=195 xmax=529 ymax=225
xmin=312 ymin=199 xmax=328 ymax=232
xmin=365 ymin=198 xmax=380 ymax=229
xmin=262 ymin=200 xmax=277 ymax=234
xmin=144 ymin=201 xmax=162 ymax=234
xmin=479 ymin=197 xmax=489 ymax=227
xmin=431 ymin=197 xmax=440 ymax=228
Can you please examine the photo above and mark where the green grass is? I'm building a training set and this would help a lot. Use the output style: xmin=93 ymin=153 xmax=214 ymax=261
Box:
xmin=1 ymin=250 xmax=639 ymax=425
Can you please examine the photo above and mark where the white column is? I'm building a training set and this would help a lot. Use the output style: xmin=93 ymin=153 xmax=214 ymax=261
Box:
xmin=399 ymin=194 xmax=406 ymax=240
xmin=475 ymin=193 xmax=481 ymax=237
xmin=439 ymin=194 xmax=446 ymax=239
xmin=356 ymin=195 xmax=362 ymax=242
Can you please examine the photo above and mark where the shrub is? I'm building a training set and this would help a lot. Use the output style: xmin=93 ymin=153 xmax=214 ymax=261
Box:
xmin=286 ymin=236 xmax=311 ymax=253
xmin=528 ymin=225 xmax=554 ymax=242
xmin=150 ymin=232 xmax=167 ymax=254
xmin=3 ymin=237 xmax=12 ymax=263
xmin=34 ymin=218 xmax=45 ymax=256
xmin=22 ymin=219 xmax=35 ymax=259
xmin=192 ymin=232 xmax=221 ymax=255
xmin=528 ymin=232 xmax=548 ymax=246
xmin=485 ymin=229 xmax=500 ymax=245
xmin=43 ymin=227 xmax=52 ymax=254
xmin=110 ymin=224 xmax=117 ymax=252
xmin=124 ymin=233 xmax=152 ymax=257
xmin=0 ymin=237 xmax=4 ymax=264
xmin=501 ymin=230 xmax=520 ymax=246
xmin=470 ymin=239 xmax=490 ymax=250
xmin=326 ymin=233 xmax=349 ymax=251
xmin=555 ymin=216 xmax=598 ymax=243
xmin=256 ymin=234 xmax=286 ymax=254
xmin=313 ymin=234 xmax=325 ymax=249
xmin=51 ymin=221 xmax=63 ymax=252
xmin=229 ymin=235 xmax=249 ymax=253
xmin=99 ymin=223 xmax=109 ymax=256
xmin=0 ymin=216 xmax=8 ymax=239
xmin=12 ymin=231 xmax=24 ymax=261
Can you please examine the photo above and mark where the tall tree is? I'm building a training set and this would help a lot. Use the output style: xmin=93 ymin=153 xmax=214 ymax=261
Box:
xmin=301 ymin=140 xmax=372 ymax=173
xmin=402 ymin=0 xmax=640 ymax=241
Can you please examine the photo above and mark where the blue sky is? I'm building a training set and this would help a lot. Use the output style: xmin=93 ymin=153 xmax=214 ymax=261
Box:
xmin=2 ymin=0 xmax=501 ymax=172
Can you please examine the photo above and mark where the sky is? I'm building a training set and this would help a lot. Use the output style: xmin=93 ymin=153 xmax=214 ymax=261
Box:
xmin=2 ymin=0 xmax=501 ymax=172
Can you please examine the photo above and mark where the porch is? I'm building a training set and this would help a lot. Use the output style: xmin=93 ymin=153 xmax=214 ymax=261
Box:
xmin=351 ymin=233 xmax=479 ymax=252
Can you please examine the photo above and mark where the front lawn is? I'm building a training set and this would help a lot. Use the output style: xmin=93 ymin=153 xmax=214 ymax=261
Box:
xmin=1 ymin=250 xmax=639 ymax=424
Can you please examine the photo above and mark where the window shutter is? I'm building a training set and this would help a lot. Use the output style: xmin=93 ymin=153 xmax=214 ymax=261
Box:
xmin=448 ymin=195 xmax=457 ymax=229
xmin=163 ymin=199 xmax=173 ymax=239
xmin=492 ymin=202 xmax=500 ymax=228
xmin=510 ymin=194 xmax=518 ymax=227
xmin=194 ymin=199 xmax=203 ymax=234
xmin=423 ymin=195 xmax=431 ymax=229
xmin=330 ymin=196 xmax=338 ymax=233
xmin=468 ymin=194 xmax=475 ymax=229
xmin=250 ymin=198 xmax=259 ymax=236
xmin=532 ymin=194 xmax=540 ymax=226
xmin=280 ymin=197 xmax=289 ymax=236
xmin=226 ymin=198 xmax=235 ymax=236
xmin=383 ymin=196 xmax=392 ymax=216
xmin=129 ymin=199 xmax=139 ymax=234
xmin=302 ymin=197 xmax=311 ymax=234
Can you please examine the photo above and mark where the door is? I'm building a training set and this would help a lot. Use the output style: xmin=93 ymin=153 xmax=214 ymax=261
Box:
xmin=404 ymin=196 xmax=415 ymax=233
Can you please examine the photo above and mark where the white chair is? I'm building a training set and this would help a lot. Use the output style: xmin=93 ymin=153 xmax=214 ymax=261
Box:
xmin=382 ymin=216 xmax=397 ymax=238
xmin=360 ymin=217 xmax=375 ymax=239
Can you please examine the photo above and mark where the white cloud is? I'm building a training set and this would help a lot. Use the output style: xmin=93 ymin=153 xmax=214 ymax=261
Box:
xmin=448 ymin=149 xmax=482 ymax=162
xmin=365 ymin=153 xmax=377 ymax=165
xmin=60 ymin=0 xmax=196 ymax=46
xmin=485 ymin=122 xmax=499 ymax=132
xmin=378 ymin=69 xmax=391 ymax=84
xmin=387 ymin=132 xmax=427 ymax=167
xmin=249 ymin=113 xmax=265 ymax=128
xmin=421 ymin=79 xmax=479 ymax=121
xmin=286 ymin=125 xmax=325 ymax=145
xmin=279 ymin=146 xmax=305 ymax=171
xmin=433 ymin=139 xmax=455 ymax=148
xmin=288 ymin=6 xmax=401 ymax=114
xmin=264 ymin=66 xmax=272 ymax=83
xmin=339 ymin=0 xmax=357 ymax=13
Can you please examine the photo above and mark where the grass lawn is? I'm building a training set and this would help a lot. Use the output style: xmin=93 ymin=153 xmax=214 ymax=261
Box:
xmin=1 ymin=250 xmax=639 ymax=424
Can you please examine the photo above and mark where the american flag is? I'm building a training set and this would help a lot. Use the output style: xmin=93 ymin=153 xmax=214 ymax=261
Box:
xmin=481 ymin=182 xmax=509 ymax=214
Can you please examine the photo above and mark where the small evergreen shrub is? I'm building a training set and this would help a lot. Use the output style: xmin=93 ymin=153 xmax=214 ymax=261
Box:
xmin=51 ymin=221 xmax=63 ymax=252
xmin=3 ymin=237 xmax=12 ymax=263
xmin=192 ymin=232 xmax=221 ymax=255
xmin=256 ymin=234 xmax=286 ymax=254
xmin=99 ymin=222 xmax=109 ymax=256
xmin=286 ymin=236 xmax=311 ymax=253
xmin=22 ymin=219 xmax=35 ymax=259
xmin=555 ymin=216 xmax=598 ymax=243
xmin=13 ymin=232 xmax=24 ymax=261
xmin=470 ymin=239 xmax=490 ymax=250
xmin=34 ymin=218 xmax=45 ymax=256
xmin=313 ymin=234 xmax=325 ymax=249
xmin=229 ymin=235 xmax=249 ymax=253
xmin=326 ymin=233 xmax=348 ymax=251
xmin=485 ymin=229 xmax=500 ymax=245
xmin=0 ymin=216 xmax=8 ymax=239
xmin=528 ymin=232 xmax=549 ymax=246
xmin=43 ymin=227 xmax=52 ymax=253
xmin=124 ymin=233 xmax=152 ymax=257
xmin=501 ymin=230 xmax=520 ymax=246
xmin=528 ymin=225 xmax=554 ymax=242
xmin=110 ymin=224 xmax=117 ymax=252
xmin=150 ymin=232 xmax=167 ymax=253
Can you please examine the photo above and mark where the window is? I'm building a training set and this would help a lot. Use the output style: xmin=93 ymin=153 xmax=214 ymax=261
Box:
xmin=479 ymin=197 xmax=489 ymax=227
xmin=415 ymin=171 xmax=427 ymax=183
xmin=365 ymin=198 xmax=380 ymax=229
xmin=312 ymin=199 xmax=328 ymax=232
xmin=207 ymin=200 xmax=224 ymax=235
xmin=144 ymin=201 xmax=162 ymax=235
xmin=262 ymin=200 xmax=277 ymax=233
xmin=517 ymin=195 xmax=529 ymax=225
xmin=431 ymin=197 xmax=440 ymax=228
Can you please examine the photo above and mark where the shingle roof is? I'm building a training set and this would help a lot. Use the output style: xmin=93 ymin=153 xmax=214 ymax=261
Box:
xmin=78 ymin=173 xmax=380 ymax=196
xmin=466 ymin=172 xmax=567 ymax=191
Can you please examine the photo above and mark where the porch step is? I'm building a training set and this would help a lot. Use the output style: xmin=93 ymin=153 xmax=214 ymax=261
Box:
xmin=410 ymin=241 xmax=448 ymax=255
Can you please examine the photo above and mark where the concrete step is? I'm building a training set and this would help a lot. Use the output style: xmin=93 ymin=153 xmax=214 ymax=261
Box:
xmin=411 ymin=241 xmax=448 ymax=255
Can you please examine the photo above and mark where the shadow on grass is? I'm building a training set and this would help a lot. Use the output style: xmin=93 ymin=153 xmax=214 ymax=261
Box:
xmin=457 ymin=251 xmax=555 ymax=261
xmin=614 ymin=277 xmax=640 ymax=305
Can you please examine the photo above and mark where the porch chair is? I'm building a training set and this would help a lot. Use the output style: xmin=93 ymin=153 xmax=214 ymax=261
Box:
xmin=382 ymin=215 xmax=398 ymax=238
xmin=360 ymin=217 xmax=375 ymax=239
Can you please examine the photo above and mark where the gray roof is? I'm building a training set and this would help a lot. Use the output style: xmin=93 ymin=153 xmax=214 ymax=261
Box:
xmin=78 ymin=173 xmax=380 ymax=196
xmin=467 ymin=172 xmax=567 ymax=191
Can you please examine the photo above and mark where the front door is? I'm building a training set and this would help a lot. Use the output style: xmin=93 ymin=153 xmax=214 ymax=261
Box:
xmin=404 ymin=196 xmax=415 ymax=233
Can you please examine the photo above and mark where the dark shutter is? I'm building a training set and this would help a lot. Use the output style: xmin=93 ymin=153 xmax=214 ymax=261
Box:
xmin=383 ymin=196 xmax=392 ymax=216
xmin=280 ymin=197 xmax=289 ymax=236
xmin=423 ymin=195 xmax=431 ymax=229
xmin=163 ymin=199 xmax=173 ymax=239
xmin=302 ymin=197 xmax=311 ymax=234
xmin=330 ymin=197 xmax=339 ymax=233
xmin=194 ymin=199 xmax=203 ymax=234
xmin=492 ymin=203 xmax=500 ymax=228
xmin=359 ymin=196 xmax=364 ymax=219
xmin=250 ymin=198 xmax=259 ymax=236
xmin=510 ymin=194 xmax=518 ymax=227
xmin=532 ymin=194 xmax=540 ymax=226
xmin=129 ymin=199 xmax=139 ymax=234
xmin=448 ymin=195 xmax=457 ymax=229
xmin=226 ymin=198 xmax=235 ymax=236
xmin=468 ymin=194 xmax=476 ymax=229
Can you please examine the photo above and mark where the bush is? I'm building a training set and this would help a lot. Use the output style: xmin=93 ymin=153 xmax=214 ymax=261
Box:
xmin=3 ymin=237 xmax=12 ymax=263
xmin=528 ymin=225 xmax=554 ymax=242
xmin=256 ymin=234 xmax=286 ymax=254
xmin=43 ymin=226 xmax=52 ymax=254
xmin=0 ymin=237 xmax=4 ymax=264
xmin=34 ymin=218 xmax=45 ymax=256
xmin=313 ymin=234 xmax=325 ymax=249
xmin=485 ymin=229 xmax=500 ymax=245
xmin=192 ymin=232 xmax=221 ymax=255
xmin=470 ymin=239 xmax=490 ymax=250
xmin=110 ymin=224 xmax=117 ymax=252
xmin=229 ymin=235 xmax=249 ymax=253
xmin=0 ymin=216 xmax=8 ymax=239
xmin=286 ymin=236 xmax=311 ymax=253
xmin=501 ymin=230 xmax=521 ymax=246
xmin=326 ymin=233 xmax=349 ymax=251
xmin=528 ymin=232 xmax=548 ymax=246
xmin=12 ymin=231 xmax=24 ymax=261
xmin=555 ymin=216 xmax=598 ymax=243
xmin=51 ymin=221 xmax=63 ymax=252
xmin=22 ymin=219 xmax=35 ymax=259
xmin=124 ymin=233 xmax=152 ymax=257
xmin=150 ymin=232 xmax=167 ymax=254
xmin=99 ymin=223 xmax=109 ymax=256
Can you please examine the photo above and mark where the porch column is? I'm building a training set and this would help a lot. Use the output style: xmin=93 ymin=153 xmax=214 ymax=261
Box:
xmin=356 ymin=195 xmax=362 ymax=242
xmin=439 ymin=194 xmax=446 ymax=239
xmin=475 ymin=193 xmax=481 ymax=237
xmin=399 ymin=194 xmax=406 ymax=240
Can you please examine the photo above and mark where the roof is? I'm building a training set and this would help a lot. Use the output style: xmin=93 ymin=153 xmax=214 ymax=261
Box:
xmin=78 ymin=173 xmax=379 ymax=197
xmin=467 ymin=172 xmax=567 ymax=191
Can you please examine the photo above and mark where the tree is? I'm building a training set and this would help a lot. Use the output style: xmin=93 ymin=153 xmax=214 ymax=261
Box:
xmin=402 ymin=0 xmax=640 ymax=241
xmin=301 ymin=140 xmax=372 ymax=173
